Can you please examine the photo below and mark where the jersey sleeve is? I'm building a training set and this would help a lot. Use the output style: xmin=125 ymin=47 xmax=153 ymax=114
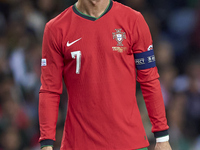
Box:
xmin=39 ymin=23 xmax=64 ymax=147
xmin=132 ymin=12 xmax=169 ymax=137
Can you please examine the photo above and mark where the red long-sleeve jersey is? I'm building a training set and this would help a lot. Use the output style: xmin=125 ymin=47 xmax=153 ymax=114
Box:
xmin=39 ymin=1 xmax=169 ymax=149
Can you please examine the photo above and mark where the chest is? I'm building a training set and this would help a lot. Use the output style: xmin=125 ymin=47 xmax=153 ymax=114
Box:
xmin=57 ymin=15 xmax=137 ymax=76
xmin=62 ymin=20 xmax=134 ymax=60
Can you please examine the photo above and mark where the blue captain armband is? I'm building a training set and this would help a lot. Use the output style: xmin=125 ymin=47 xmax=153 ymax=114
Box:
xmin=134 ymin=50 xmax=156 ymax=70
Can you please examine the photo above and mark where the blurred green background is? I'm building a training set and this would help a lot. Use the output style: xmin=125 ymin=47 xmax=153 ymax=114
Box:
xmin=0 ymin=0 xmax=200 ymax=150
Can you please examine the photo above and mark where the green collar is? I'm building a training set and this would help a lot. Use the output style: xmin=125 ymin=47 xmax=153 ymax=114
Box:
xmin=73 ymin=0 xmax=113 ymax=21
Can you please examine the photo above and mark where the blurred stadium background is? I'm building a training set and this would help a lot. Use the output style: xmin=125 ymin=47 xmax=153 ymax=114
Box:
xmin=0 ymin=0 xmax=200 ymax=149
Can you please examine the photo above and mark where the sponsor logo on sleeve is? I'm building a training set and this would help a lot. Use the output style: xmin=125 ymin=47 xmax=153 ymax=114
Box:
xmin=41 ymin=59 xmax=47 ymax=66
xmin=147 ymin=44 xmax=153 ymax=51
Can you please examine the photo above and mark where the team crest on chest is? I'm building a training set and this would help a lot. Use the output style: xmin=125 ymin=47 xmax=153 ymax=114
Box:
xmin=112 ymin=29 xmax=126 ymax=46
xmin=112 ymin=29 xmax=127 ymax=53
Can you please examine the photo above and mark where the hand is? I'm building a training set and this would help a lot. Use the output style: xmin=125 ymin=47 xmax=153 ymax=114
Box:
xmin=155 ymin=141 xmax=172 ymax=150
xmin=41 ymin=146 xmax=53 ymax=150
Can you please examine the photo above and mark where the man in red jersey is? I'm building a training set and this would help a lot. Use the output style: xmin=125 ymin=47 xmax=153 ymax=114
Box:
xmin=39 ymin=0 xmax=172 ymax=150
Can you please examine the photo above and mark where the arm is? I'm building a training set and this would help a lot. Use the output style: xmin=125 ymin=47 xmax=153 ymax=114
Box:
xmin=138 ymin=71 xmax=169 ymax=135
xmin=132 ymin=12 xmax=171 ymax=149
xmin=155 ymin=141 xmax=172 ymax=150
xmin=39 ymin=23 xmax=64 ymax=149
xmin=138 ymin=72 xmax=171 ymax=150
xmin=41 ymin=146 xmax=53 ymax=150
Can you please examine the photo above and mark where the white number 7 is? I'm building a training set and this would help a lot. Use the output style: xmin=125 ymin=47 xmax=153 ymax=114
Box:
xmin=71 ymin=51 xmax=81 ymax=74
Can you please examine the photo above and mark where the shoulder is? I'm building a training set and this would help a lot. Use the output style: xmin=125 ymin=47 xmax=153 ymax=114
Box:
xmin=45 ymin=6 xmax=73 ymax=30
xmin=111 ymin=1 xmax=145 ymax=29
xmin=112 ymin=1 xmax=141 ymax=18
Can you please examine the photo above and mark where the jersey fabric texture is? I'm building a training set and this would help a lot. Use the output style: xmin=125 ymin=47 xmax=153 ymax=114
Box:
xmin=39 ymin=0 xmax=169 ymax=150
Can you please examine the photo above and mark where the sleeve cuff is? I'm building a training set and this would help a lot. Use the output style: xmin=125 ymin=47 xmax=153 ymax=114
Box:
xmin=153 ymin=129 xmax=169 ymax=138
xmin=156 ymin=135 xmax=169 ymax=142
xmin=40 ymin=139 xmax=54 ymax=148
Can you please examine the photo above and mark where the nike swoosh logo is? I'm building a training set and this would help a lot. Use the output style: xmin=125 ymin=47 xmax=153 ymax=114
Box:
xmin=67 ymin=38 xmax=82 ymax=47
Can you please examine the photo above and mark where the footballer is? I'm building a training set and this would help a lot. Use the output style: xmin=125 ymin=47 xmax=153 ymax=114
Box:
xmin=39 ymin=0 xmax=172 ymax=150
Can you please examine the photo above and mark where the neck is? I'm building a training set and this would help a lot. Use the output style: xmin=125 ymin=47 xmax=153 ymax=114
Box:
xmin=76 ymin=0 xmax=110 ymax=18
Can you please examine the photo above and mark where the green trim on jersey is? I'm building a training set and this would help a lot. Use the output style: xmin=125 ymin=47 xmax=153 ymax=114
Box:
xmin=96 ymin=0 xmax=111 ymax=19
xmin=137 ymin=148 xmax=148 ymax=150
xmin=157 ymin=134 xmax=169 ymax=138
xmin=73 ymin=0 xmax=113 ymax=21
xmin=74 ymin=4 xmax=97 ymax=19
